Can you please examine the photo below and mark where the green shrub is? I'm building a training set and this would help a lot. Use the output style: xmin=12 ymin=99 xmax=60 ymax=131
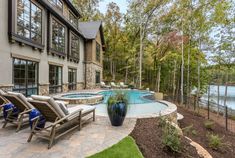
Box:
xmin=191 ymin=130 xmax=197 ymax=136
xmin=207 ymin=133 xmax=223 ymax=150
xmin=162 ymin=122 xmax=182 ymax=153
xmin=182 ymin=125 xmax=193 ymax=135
xmin=204 ymin=120 xmax=214 ymax=130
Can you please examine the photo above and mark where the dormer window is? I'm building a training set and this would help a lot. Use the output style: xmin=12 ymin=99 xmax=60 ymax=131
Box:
xmin=69 ymin=11 xmax=78 ymax=28
xmin=48 ymin=0 xmax=63 ymax=11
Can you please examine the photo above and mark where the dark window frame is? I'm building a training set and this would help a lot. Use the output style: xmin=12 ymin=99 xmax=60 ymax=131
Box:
xmin=69 ymin=11 xmax=78 ymax=28
xmin=95 ymin=71 xmax=101 ymax=84
xmin=70 ymin=32 xmax=80 ymax=60
xmin=51 ymin=17 xmax=66 ymax=55
xmin=12 ymin=58 xmax=39 ymax=97
xmin=96 ymin=42 xmax=101 ymax=62
xmin=17 ymin=0 xmax=43 ymax=44
xmin=48 ymin=0 xmax=63 ymax=11
xmin=49 ymin=64 xmax=63 ymax=94
xmin=68 ymin=68 xmax=77 ymax=90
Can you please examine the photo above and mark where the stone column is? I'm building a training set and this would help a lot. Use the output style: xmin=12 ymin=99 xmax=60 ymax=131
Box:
xmin=77 ymin=82 xmax=84 ymax=90
xmin=39 ymin=83 xmax=49 ymax=96
xmin=63 ymin=83 xmax=69 ymax=93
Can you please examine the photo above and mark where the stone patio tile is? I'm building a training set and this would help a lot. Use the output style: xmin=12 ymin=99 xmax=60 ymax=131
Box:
xmin=0 ymin=116 xmax=136 ymax=158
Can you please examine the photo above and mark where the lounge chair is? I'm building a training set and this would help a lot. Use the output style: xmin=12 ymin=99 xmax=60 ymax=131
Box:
xmin=100 ymin=82 xmax=111 ymax=89
xmin=120 ymin=82 xmax=128 ymax=88
xmin=2 ymin=92 xmax=34 ymax=132
xmin=110 ymin=82 xmax=120 ymax=88
xmin=0 ymin=90 xmax=9 ymax=115
xmin=28 ymin=95 xmax=96 ymax=149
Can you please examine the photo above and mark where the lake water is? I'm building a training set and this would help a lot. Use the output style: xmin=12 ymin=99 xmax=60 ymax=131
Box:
xmin=201 ymin=85 xmax=235 ymax=109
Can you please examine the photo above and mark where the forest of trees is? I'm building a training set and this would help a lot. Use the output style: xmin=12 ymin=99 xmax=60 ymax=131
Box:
xmin=73 ymin=0 xmax=235 ymax=103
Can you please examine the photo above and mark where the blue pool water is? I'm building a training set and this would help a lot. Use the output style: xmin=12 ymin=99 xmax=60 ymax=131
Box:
xmin=62 ymin=93 xmax=96 ymax=98
xmin=96 ymin=90 xmax=168 ymax=117
xmin=98 ymin=90 xmax=154 ymax=104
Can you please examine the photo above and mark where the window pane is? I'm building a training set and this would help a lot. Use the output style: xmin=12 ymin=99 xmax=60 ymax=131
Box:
xmin=48 ymin=0 xmax=63 ymax=11
xmin=13 ymin=58 xmax=38 ymax=97
xmin=68 ymin=68 xmax=77 ymax=90
xmin=49 ymin=65 xmax=62 ymax=93
xmin=95 ymin=71 xmax=100 ymax=84
xmin=96 ymin=42 xmax=101 ymax=62
xmin=17 ymin=0 xmax=42 ymax=44
xmin=71 ymin=33 xmax=80 ymax=59
xmin=52 ymin=19 xmax=65 ymax=53
xmin=69 ymin=12 xmax=78 ymax=28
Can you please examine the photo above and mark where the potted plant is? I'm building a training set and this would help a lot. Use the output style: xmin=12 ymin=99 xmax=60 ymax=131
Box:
xmin=107 ymin=91 xmax=128 ymax=126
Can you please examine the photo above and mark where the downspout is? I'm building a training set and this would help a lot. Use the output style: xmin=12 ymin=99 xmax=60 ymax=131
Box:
xmin=84 ymin=39 xmax=87 ymax=89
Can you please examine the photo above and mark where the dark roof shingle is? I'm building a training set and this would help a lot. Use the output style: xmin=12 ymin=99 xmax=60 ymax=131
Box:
xmin=79 ymin=21 xmax=102 ymax=39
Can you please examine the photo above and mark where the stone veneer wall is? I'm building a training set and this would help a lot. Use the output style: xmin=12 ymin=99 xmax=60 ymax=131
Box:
xmin=77 ymin=82 xmax=84 ymax=90
xmin=39 ymin=84 xmax=49 ymax=96
xmin=63 ymin=83 xmax=69 ymax=93
xmin=85 ymin=63 xmax=102 ymax=89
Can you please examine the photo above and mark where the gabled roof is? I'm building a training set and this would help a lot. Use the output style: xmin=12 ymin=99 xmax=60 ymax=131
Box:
xmin=79 ymin=21 xmax=105 ymax=47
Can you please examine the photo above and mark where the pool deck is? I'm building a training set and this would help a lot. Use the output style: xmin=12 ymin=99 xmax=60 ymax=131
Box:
xmin=0 ymin=116 xmax=136 ymax=158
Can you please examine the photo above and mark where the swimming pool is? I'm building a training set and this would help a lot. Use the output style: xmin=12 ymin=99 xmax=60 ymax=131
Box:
xmin=95 ymin=90 xmax=169 ymax=118
xmin=98 ymin=90 xmax=154 ymax=104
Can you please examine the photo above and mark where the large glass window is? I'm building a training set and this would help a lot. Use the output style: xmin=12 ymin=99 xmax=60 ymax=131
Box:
xmin=49 ymin=65 xmax=62 ymax=94
xmin=13 ymin=58 xmax=38 ymax=96
xmin=69 ymin=11 xmax=78 ymax=28
xmin=68 ymin=68 xmax=77 ymax=90
xmin=17 ymin=0 xmax=42 ymax=44
xmin=71 ymin=33 xmax=80 ymax=59
xmin=48 ymin=0 xmax=63 ymax=11
xmin=96 ymin=42 xmax=101 ymax=62
xmin=95 ymin=71 xmax=101 ymax=84
xmin=52 ymin=18 xmax=65 ymax=53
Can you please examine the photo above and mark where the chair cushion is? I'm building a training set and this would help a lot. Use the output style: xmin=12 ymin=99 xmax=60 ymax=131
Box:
xmin=31 ymin=95 xmax=66 ymax=118
xmin=68 ymin=105 xmax=95 ymax=114
xmin=8 ymin=91 xmax=34 ymax=109
xmin=56 ymin=101 xmax=69 ymax=115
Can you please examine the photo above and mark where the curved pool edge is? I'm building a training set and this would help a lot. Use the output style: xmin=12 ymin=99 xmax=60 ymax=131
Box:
xmin=127 ymin=100 xmax=177 ymax=119
xmin=95 ymin=100 xmax=177 ymax=119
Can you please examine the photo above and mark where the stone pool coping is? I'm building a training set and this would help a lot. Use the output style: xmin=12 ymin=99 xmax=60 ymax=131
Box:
xmin=53 ymin=92 xmax=103 ymax=105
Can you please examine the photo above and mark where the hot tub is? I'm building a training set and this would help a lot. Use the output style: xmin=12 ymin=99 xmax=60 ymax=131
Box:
xmin=54 ymin=93 xmax=103 ymax=105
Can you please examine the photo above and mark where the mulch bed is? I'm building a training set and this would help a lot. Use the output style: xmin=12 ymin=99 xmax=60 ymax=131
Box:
xmin=130 ymin=118 xmax=200 ymax=158
xmin=178 ymin=106 xmax=235 ymax=158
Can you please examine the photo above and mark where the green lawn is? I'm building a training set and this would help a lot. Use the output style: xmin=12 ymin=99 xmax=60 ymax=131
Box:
xmin=87 ymin=136 xmax=143 ymax=158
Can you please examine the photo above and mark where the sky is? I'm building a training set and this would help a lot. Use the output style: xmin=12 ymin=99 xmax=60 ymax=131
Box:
xmin=98 ymin=0 xmax=128 ymax=14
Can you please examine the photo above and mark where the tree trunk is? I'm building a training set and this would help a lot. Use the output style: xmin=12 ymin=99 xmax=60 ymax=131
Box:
xmin=197 ymin=60 xmax=201 ymax=112
xmin=180 ymin=19 xmax=184 ymax=106
xmin=223 ymin=72 xmax=228 ymax=116
xmin=172 ymin=60 xmax=177 ymax=100
xmin=156 ymin=65 xmax=161 ymax=92
xmin=125 ymin=66 xmax=128 ymax=83
xmin=217 ymin=84 xmax=220 ymax=115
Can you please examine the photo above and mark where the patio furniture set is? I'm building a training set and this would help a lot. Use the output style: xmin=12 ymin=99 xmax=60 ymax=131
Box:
xmin=0 ymin=89 xmax=96 ymax=149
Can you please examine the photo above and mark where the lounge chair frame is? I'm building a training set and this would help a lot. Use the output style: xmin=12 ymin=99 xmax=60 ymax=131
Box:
xmin=2 ymin=94 xmax=32 ymax=132
xmin=28 ymin=100 xmax=95 ymax=149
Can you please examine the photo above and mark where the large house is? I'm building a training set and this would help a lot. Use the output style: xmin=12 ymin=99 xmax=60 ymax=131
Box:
xmin=0 ymin=0 xmax=105 ymax=96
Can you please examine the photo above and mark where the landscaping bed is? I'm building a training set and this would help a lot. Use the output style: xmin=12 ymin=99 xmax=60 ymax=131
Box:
xmin=178 ymin=106 xmax=235 ymax=158
xmin=130 ymin=118 xmax=200 ymax=158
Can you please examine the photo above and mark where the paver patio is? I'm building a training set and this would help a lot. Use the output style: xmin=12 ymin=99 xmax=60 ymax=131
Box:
xmin=0 ymin=116 xmax=136 ymax=158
